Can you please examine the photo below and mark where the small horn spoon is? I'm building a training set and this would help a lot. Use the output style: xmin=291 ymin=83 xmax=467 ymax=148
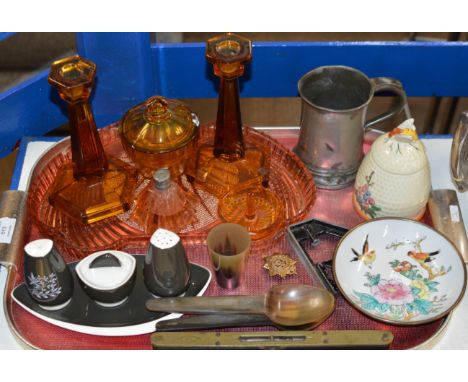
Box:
xmin=146 ymin=284 xmax=335 ymax=327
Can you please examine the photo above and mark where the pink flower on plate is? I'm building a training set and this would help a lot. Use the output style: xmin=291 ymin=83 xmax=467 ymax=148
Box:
xmin=371 ymin=279 xmax=414 ymax=305
xmin=367 ymin=197 xmax=375 ymax=206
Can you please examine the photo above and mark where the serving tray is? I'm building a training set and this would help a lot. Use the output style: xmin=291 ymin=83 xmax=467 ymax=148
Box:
xmin=2 ymin=128 xmax=449 ymax=349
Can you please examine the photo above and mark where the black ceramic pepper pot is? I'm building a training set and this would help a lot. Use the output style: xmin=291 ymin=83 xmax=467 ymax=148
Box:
xmin=144 ymin=228 xmax=191 ymax=297
xmin=23 ymin=239 xmax=73 ymax=310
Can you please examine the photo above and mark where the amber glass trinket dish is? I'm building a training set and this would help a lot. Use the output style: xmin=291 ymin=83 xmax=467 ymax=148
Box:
xmin=218 ymin=181 xmax=285 ymax=240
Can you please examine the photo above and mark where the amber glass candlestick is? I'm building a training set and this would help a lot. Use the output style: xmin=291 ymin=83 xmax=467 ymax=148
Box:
xmin=49 ymin=56 xmax=108 ymax=178
xmin=194 ymin=33 xmax=267 ymax=198
xmin=207 ymin=34 xmax=249 ymax=161
xmin=48 ymin=55 xmax=137 ymax=224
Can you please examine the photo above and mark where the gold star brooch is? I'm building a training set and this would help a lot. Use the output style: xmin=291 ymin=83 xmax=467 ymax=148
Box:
xmin=263 ymin=253 xmax=297 ymax=278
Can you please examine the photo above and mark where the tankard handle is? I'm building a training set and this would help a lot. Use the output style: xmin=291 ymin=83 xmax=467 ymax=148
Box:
xmin=450 ymin=111 xmax=468 ymax=192
xmin=364 ymin=77 xmax=411 ymax=131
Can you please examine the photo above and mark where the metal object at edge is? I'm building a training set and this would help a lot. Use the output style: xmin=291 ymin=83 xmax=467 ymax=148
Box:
xmin=0 ymin=190 xmax=26 ymax=268
xmin=450 ymin=111 xmax=468 ymax=193
xmin=0 ymin=190 xmax=35 ymax=349
xmin=428 ymin=189 xmax=468 ymax=263
xmin=151 ymin=330 xmax=394 ymax=350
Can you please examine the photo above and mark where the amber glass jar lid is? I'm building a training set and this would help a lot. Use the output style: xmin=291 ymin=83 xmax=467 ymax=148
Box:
xmin=120 ymin=96 xmax=198 ymax=154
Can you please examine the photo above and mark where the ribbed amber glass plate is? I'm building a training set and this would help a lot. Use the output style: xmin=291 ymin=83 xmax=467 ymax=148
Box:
xmin=27 ymin=123 xmax=315 ymax=258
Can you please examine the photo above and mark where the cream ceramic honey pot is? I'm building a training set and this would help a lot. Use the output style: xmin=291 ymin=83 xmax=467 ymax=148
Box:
xmin=353 ymin=118 xmax=431 ymax=220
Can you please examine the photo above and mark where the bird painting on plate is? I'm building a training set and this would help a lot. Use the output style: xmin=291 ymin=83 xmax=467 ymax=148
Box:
xmin=350 ymin=234 xmax=376 ymax=268
xmin=407 ymin=250 xmax=439 ymax=264
xmin=408 ymin=250 xmax=441 ymax=279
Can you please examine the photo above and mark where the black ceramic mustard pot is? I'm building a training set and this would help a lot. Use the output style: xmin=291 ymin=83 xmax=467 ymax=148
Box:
xmin=76 ymin=250 xmax=137 ymax=307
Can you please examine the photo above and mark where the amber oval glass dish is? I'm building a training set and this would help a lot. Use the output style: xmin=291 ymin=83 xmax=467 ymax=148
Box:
xmin=27 ymin=123 xmax=315 ymax=258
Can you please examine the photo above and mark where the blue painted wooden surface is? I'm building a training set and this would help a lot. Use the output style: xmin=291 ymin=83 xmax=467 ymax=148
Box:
xmin=0 ymin=68 xmax=68 ymax=157
xmin=0 ymin=33 xmax=155 ymax=157
xmin=153 ymin=41 xmax=468 ymax=98
xmin=76 ymin=32 xmax=155 ymax=127
xmin=0 ymin=32 xmax=15 ymax=42
xmin=1 ymin=32 xmax=468 ymax=158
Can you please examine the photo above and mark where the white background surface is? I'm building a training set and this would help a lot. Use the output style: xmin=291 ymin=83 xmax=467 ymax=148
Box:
xmin=1 ymin=138 xmax=467 ymax=349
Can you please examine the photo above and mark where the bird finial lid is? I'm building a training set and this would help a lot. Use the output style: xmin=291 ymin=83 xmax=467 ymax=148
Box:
xmin=369 ymin=118 xmax=428 ymax=175
xmin=397 ymin=118 xmax=416 ymax=131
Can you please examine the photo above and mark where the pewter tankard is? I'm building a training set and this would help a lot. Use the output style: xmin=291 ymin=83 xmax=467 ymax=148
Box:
xmin=294 ymin=66 xmax=408 ymax=189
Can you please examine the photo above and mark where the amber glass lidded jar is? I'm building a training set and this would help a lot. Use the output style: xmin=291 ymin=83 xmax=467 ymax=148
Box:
xmin=119 ymin=96 xmax=199 ymax=178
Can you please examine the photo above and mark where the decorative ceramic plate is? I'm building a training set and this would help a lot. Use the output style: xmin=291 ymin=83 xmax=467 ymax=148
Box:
xmin=12 ymin=257 xmax=211 ymax=336
xmin=333 ymin=218 xmax=467 ymax=325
